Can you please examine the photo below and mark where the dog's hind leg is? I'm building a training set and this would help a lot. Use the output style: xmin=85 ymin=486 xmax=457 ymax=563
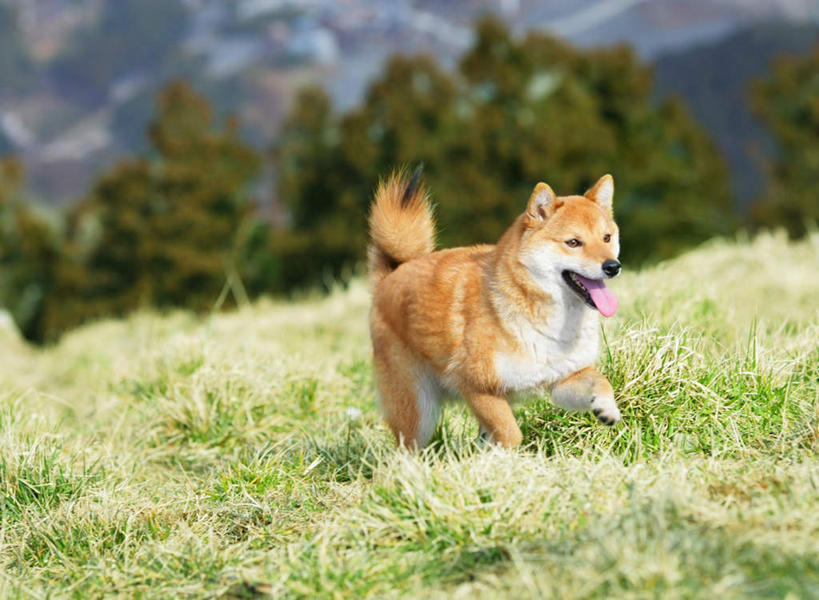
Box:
xmin=464 ymin=391 xmax=522 ymax=448
xmin=372 ymin=325 xmax=440 ymax=449
xmin=477 ymin=425 xmax=490 ymax=446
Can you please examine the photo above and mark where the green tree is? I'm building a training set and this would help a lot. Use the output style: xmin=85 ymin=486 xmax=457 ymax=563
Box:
xmin=274 ymin=18 xmax=733 ymax=290
xmin=49 ymin=82 xmax=263 ymax=338
xmin=274 ymin=58 xmax=457 ymax=290
xmin=273 ymin=87 xmax=346 ymax=290
xmin=0 ymin=158 xmax=61 ymax=342
xmin=751 ymin=45 xmax=819 ymax=237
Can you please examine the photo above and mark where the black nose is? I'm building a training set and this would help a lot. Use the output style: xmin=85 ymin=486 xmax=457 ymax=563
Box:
xmin=602 ymin=260 xmax=621 ymax=278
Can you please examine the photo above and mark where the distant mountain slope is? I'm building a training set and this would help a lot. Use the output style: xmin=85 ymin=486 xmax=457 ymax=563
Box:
xmin=1 ymin=0 xmax=818 ymax=206
xmin=653 ymin=22 xmax=819 ymax=212
xmin=530 ymin=0 xmax=818 ymax=57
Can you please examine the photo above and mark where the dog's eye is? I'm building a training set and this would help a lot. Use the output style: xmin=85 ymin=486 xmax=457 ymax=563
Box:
xmin=565 ymin=238 xmax=582 ymax=248
xmin=603 ymin=234 xmax=611 ymax=243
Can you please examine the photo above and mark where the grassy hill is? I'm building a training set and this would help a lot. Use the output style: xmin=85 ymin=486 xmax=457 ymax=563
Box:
xmin=1 ymin=231 xmax=817 ymax=598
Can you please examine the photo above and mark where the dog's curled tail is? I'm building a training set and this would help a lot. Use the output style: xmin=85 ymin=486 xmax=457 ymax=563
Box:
xmin=368 ymin=165 xmax=435 ymax=287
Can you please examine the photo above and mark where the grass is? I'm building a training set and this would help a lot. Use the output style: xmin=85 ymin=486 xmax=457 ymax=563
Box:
xmin=0 ymin=230 xmax=817 ymax=598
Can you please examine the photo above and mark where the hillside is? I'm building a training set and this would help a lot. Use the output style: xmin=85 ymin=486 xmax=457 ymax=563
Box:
xmin=654 ymin=21 xmax=819 ymax=210
xmin=1 ymin=231 xmax=818 ymax=597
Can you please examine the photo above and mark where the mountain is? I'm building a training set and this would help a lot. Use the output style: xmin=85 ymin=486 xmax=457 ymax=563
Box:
xmin=0 ymin=0 xmax=817 ymax=205
xmin=654 ymin=22 xmax=819 ymax=211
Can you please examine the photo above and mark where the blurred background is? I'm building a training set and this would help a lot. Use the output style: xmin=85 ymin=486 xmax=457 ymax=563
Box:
xmin=0 ymin=0 xmax=817 ymax=343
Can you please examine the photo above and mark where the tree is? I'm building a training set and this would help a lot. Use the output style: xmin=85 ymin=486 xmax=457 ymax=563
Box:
xmin=273 ymin=86 xmax=347 ymax=291
xmin=146 ymin=82 xmax=263 ymax=308
xmin=274 ymin=58 xmax=458 ymax=290
xmin=273 ymin=18 xmax=733 ymax=290
xmin=751 ymin=45 xmax=819 ymax=237
xmin=0 ymin=158 xmax=61 ymax=342
xmin=48 ymin=82 xmax=263 ymax=338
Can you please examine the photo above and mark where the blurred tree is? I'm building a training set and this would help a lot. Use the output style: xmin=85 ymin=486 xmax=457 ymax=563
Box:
xmin=47 ymin=82 xmax=263 ymax=339
xmin=147 ymin=82 xmax=262 ymax=308
xmin=274 ymin=58 xmax=457 ymax=290
xmin=273 ymin=86 xmax=345 ymax=291
xmin=274 ymin=18 xmax=733 ymax=289
xmin=751 ymin=45 xmax=819 ymax=237
xmin=0 ymin=158 xmax=61 ymax=342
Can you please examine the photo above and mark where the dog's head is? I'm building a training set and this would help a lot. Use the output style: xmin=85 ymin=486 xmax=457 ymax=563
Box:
xmin=518 ymin=175 xmax=621 ymax=317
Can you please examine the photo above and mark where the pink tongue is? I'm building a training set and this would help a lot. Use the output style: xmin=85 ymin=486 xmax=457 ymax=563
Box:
xmin=575 ymin=274 xmax=618 ymax=317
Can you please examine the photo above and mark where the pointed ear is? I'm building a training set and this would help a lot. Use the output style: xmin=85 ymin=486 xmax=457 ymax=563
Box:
xmin=585 ymin=174 xmax=614 ymax=213
xmin=526 ymin=182 xmax=559 ymax=221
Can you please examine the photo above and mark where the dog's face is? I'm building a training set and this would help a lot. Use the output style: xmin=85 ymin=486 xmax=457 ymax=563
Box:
xmin=519 ymin=175 xmax=621 ymax=317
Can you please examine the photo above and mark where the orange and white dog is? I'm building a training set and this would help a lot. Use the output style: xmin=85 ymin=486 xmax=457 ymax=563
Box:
xmin=368 ymin=168 xmax=622 ymax=449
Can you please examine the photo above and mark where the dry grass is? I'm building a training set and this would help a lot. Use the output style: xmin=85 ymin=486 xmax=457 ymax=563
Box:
xmin=0 ymin=231 xmax=817 ymax=598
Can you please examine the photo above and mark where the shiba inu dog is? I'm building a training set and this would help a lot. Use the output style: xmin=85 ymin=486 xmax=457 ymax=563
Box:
xmin=368 ymin=168 xmax=622 ymax=448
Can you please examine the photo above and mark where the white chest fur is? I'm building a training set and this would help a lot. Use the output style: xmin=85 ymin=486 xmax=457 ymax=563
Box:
xmin=493 ymin=300 xmax=600 ymax=391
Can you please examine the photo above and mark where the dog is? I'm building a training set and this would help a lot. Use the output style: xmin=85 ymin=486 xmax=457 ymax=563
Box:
xmin=368 ymin=168 xmax=622 ymax=448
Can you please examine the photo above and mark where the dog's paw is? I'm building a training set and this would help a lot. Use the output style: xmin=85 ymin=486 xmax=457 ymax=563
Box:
xmin=591 ymin=396 xmax=621 ymax=426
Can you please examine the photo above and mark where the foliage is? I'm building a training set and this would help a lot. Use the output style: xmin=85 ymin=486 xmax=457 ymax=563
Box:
xmin=751 ymin=44 xmax=819 ymax=237
xmin=42 ymin=82 xmax=263 ymax=341
xmin=10 ymin=19 xmax=819 ymax=342
xmin=274 ymin=18 xmax=734 ymax=290
xmin=0 ymin=233 xmax=816 ymax=597
xmin=0 ymin=158 xmax=61 ymax=342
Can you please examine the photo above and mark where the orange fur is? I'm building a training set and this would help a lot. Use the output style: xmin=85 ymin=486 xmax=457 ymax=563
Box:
xmin=369 ymin=171 xmax=622 ymax=448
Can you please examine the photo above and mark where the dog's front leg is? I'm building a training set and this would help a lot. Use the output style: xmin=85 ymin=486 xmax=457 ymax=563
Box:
xmin=549 ymin=367 xmax=621 ymax=426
